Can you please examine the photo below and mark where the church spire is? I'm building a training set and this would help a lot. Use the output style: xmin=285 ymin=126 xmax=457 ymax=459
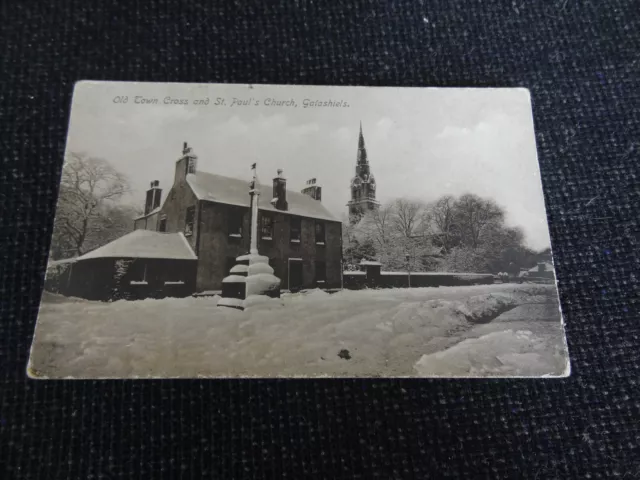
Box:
xmin=348 ymin=122 xmax=378 ymax=223
xmin=357 ymin=121 xmax=368 ymax=165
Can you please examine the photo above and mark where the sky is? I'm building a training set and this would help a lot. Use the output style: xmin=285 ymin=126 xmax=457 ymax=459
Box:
xmin=65 ymin=82 xmax=551 ymax=250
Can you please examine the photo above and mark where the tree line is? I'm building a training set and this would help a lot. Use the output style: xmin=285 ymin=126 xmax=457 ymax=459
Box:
xmin=343 ymin=194 xmax=547 ymax=275
xmin=51 ymin=153 xmax=548 ymax=276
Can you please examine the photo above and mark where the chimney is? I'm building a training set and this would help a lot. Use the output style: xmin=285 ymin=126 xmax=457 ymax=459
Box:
xmin=301 ymin=178 xmax=322 ymax=202
xmin=175 ymin=141 xmax=198 ymax=184
xmin=144 ymin=180 xmax=162 ymax=215
xmin=151 ymin=180 xmax=162 ymax=210
xmin=272 ymin=169 xmax=288 ymax=211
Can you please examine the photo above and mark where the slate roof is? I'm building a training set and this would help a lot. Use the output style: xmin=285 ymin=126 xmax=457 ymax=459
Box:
xmin=77 ymin=230 xmax=197 ymax=261
xmin=186 ymin=172 xmax=339 ymax=222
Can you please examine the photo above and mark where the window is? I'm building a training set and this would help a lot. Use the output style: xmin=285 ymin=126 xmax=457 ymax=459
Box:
xmin=184 ymin=206 xmax=195 ymax=236
xmin=163 ymin=267 xmax=185 ymax=285
xmin=315 ymin=261 xmax=326 ymax=284
xmin=260 ymin=213 xmax=273 ymax=240
xmin=129 ymin=260 xmax=148 ymax=285
xmin=290 ymin=216 xmax=301 ymax=243
xmin=158 ymin=215 xmax=167 ymax=232
xmin=228 ymin=208 xmax=243 ymax=237
xmin=315 ymin=221 xmax=325 ymax=244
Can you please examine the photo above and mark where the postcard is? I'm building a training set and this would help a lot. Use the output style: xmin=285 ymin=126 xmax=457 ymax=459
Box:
xmin=28 ymin=81 xmax=569 ymax=378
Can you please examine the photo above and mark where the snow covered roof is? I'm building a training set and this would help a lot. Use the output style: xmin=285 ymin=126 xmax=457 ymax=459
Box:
xmin=528 ymin=262 xmax=554 ymax=273
xmin=187 ymin=172 xmax=339 ymax=222
xmin=48 ymin=257 xmax=78 ymax=266
xmin=134 ymin=206 xmax=161 ymax=221
xmin=77 ymin=230 xmax=197 ymax=261
xmin=360 ymin=260 xmax=382 ymax=266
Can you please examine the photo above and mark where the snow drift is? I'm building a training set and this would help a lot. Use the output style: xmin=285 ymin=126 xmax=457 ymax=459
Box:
xmin=29 ymin=284 xmax=568 ymax=378
xmin=414 ymin=329 xmax=569 ymax=377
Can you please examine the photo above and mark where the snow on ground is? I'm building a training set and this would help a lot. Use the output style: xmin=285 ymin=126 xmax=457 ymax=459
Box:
xmin=29 ymin=284 xmax=568 ymax=378
xmin=414 ymin=329 xmax=568 ymax=377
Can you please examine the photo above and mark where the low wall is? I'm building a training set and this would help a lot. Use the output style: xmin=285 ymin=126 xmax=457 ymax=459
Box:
xmin=342 ymin=272 xmax=368 ymax=289
xmin=378 ymin=272 xmax=494 ymax=288
xmin=343 ymin=265 xmax=494 ymax=290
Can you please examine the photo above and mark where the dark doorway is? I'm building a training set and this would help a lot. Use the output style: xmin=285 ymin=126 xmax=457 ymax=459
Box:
xmin=158 ymin=216 xmax=167 ymax=232
xmin=288 ymin=259 xmax=303 ymax=292
xmin=225 ymin=257 xmax=237 ymax=276
xmin=314 ymin=260 xmax=326 ymax=287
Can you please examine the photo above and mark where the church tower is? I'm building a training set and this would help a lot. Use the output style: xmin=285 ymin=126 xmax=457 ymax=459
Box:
xmin=347 ymin=122 xmax=379 ymax=223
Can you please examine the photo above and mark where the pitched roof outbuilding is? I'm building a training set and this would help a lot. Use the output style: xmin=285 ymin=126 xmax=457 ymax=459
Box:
xmin=77 ymin=230 xmax=197 ymax=261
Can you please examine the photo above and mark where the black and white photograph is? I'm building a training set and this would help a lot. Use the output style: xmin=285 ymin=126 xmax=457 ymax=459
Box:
xmin=28 ymin=81 xmax=569 ymax=378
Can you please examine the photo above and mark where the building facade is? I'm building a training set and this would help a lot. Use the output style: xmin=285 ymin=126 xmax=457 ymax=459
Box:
xmin=133 ymin=143 xmax=343 ymax=293
xmin=347 ymin=123 xmax=380 ymax=223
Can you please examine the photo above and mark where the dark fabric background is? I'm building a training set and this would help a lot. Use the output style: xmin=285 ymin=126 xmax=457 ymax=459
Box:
xmin=1 ymin=1 xmax=638 ymax=478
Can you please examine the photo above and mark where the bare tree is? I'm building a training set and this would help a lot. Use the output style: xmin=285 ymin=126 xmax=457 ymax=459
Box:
xmin=392 ymin=199 xmax=429 ymax=238
xmin=390 ymin=199 xmax=438 ymax=271
xmin=351 ymin=204 xmax=396 ymax=266
xmin=430 ymin=195 xmax=457 ymax=252
xmin=354 ymin=199 xmax=438 ymax=271
xmin=52 ymin=152 xmax=130 ymax=258
xmin=348 ymin=194 xmax=523 ymax=274
xmin=367 ymin=204 xmax=395 ymax=248
xmin=436 ymin=195 xmax=529 ymax=273
xmin=452 ymin=194 xmax=504 ymax=249
xmin=481 ymin=224 xmax=524 ymax=252
xmin=480 ymin=225 xmax=529 ymax=274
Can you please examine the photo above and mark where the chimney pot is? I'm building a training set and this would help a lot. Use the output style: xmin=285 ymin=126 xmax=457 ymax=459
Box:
xmin=176 ymin=143 xmax=196 ymax=183
xmin=144 ymin=181 xmax=162 ymax=215
xmin=301 ymin=179 xmax=322 ymax=202
xmin=272 ymin=171 xmax=288 ymax=211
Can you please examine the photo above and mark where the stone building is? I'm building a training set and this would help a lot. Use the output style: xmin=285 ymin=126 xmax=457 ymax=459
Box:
xmin=347 ymin=123 xmax=380 ymax=223
xmin=43 ymin=230 xmax=197 ymax=301
xmin=133 ymin=143 xmax=343 ymax=293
